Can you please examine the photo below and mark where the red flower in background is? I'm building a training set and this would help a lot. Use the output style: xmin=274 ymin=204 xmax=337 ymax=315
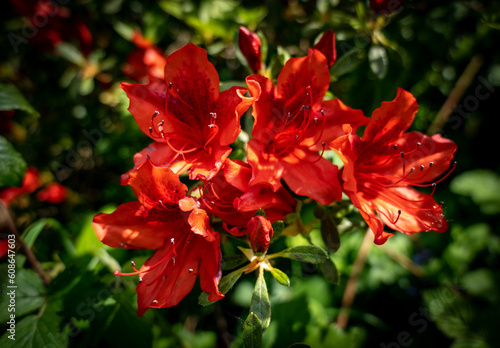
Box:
xmin=0 ymin=167 xmax=41 ymax=207
xmin=246 ymin=49 xmax=367 ymax=205
xmin=37 ymin=183 xmax=68 ymax=204
xmin=93 ymin=159 xmax=223 ymax=316
xmin=10 ymin=0 xmax=93 ymax=56
xmin=238 ymin=26 xmax=262 ymax=74
xmin=122 ymin=31 xmax=167 ymax=82
xmin=121 ymin=43 xmax=253 ymax=181
xmin=330 ymin=88 xmax=457 ymax=244
xmin=200 ymin=159 xmax=296 ymax=231
xmin=313 ymin=30 xmax=336 ymax=68
xmin=369 ymin=0 xmax=405 ymax=14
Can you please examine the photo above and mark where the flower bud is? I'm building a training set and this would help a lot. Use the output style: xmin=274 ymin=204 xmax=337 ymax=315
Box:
xmin=247 ymin=215 xmax=273 ymax=254
xmin=313 ymin=30 xmax=336 ymax=68
xmin=238 ymin=26 xmax=262 ymax=74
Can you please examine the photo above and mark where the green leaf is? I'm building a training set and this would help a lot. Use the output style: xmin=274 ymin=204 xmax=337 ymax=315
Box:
xmin=0 ymin=268 xmax=46 ymax=322
xmin=199 ymin=267 xmax=245 ymax=305
xmin=330 ymin=46 xmax=365 ymax=80
xmin=56 ymin=42 xmax=86 ymax=66
xmin=221 ymin=254 xmax=248 ymax=271
xmin=250 ymin=268 xmax=271 ymax=329
xmin=320 ymin=214 xmax=341 ymax=253
xmin=243 ymin=312 xmax=263 ymax=348
xmin=0 ymin=309 xmax=67 ymax=348
xmin=274 ymin=245 xmax=329 ymax=264
xmin=450 ymin=169 xmax=500 ymax=214
xmin=0 ymin=83 xmax=39 ymax=116
xmin=368 ymin=44 xmax=388 ymax=79
xmin=268 ymin=266 xmax=290 ymax=287
xmin=22 ymin=220 xmax=47 ymax=248
xmin=270 ymin=220 xmax=284 ymax=243
xmin=319 ymin=259 xmax=340 ymax=285
xmin=0 ymin=136 xmax=27 ymax=188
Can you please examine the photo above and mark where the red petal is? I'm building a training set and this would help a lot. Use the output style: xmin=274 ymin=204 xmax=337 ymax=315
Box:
xmin=136 ymin=231 xmax=222 ymax=315
xmin=246 ymin=75 xmax=283 ymax=143
xmin=223 ymin=159 xmax=253 ymax=192
xmin=127 ymin=159 xmax=187 ymax=209
xmin=281 ymin=147 xmax=342 ymax=205
xmin=247 ymin=139 xmax=285 ymax=192
xmin=188 ymin=145 xmax=232 ymax=181
xmin=301 ymin=99 xmax=368 ymax=151
xmin=121 ymin=142 xmax=191 ymax=185
xmin=93 ymin=201 xmax=181 ymax=249
xmin=362 ymin=88 xmax=418 ymax=145
xmin=215 ymin=86 xmax=252 ymax=146
xmin=164 ymin=44 xmax=219 ymax=132
xmin=277 ymin=49 xmax=330 ymax=110
xmin=121 ymin=78 xmax=169 ymax=139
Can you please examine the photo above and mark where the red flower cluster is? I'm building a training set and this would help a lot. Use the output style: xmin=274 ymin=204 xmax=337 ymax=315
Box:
xmin=0 ymin=167 xmax=68 ymax=207
xmin=94 ymin=29 xmax=457 ymax=315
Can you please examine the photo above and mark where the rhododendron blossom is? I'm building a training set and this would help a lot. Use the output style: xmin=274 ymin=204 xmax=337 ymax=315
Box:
xmin=122 ymin=31 xmax=167 ymax=82
xmin=93 ymin=160 xmax=223 ymax=315
xmin=121 ymin=43 xmax=253 ymax=181
xmin=330 ymin=88 xmax=457 ymax=244
xmin=201 ymin=159 xmax=296 ymax=234
xmin=246 ymin=49 xmax=367 ymax=204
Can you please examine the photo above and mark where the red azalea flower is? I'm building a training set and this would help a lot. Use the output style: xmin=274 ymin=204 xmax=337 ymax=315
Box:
xmin=122 ymin=31 xmax=167 ymax=82
xmin=121 ymin=43 xmax=253 ymax=181
xmin=330 ymin=88 xmax=457 ymax=244
xmin=313 ymin=30 xmax=336 ymax=68
xmin=10 ymin=0 xmax=93 ymax=56
xmin=238 ymin=26 xmax=262 ymax=74
xmin=200 ymin=159 xmax=296 ymax=232
xmin=369 ymin=0 xmax=405 ymax=15
xmin=93 ymin=159 xmax=223 ymax=316
xmin=37 ymin=183 xmax=68 ymax=204
xmin=0 ymin=167 xmax=41 ymax=206
xmin=245 ymin=49 xmax=368 ymax=205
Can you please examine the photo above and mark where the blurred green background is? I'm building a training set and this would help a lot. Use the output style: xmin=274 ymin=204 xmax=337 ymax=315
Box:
xmin=1 ymin=0 xmax=499 ymax=347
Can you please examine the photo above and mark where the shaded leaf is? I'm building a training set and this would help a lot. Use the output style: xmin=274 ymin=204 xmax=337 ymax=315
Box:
xmin=0 ymin=136 xmax=27 ymax=188
xmin=221 ymin=254 xmax=248 ymax=271
xmin=275 ymin=245 xmax=329 ymax=264
xmin=0 ymin=305 xmax=65 ymax=348
xmin=250 ymin=268 xmax=271 ymax=329
xmin=270 ymin=220 xmax=284 ymax=243
xmin=319 ymin=259 xmax=340 ymax=285
xmin=331 ymin=46 xmax=365 ymax=80
xmin=243 ymin=312 xmax=263 ymax=348
xmin=0 ymin=83 xmax=39 ymax=116
xmin=320 ymin=214 xmax=341 ymax=253
xmin=199 ymin=267 xmax=245 ymax=305
xmin=0 ymin=268 xmax=46 ymax=322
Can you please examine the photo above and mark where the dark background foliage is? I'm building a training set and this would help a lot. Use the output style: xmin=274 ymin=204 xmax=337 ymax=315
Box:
xmin=1 ymin=0 xmax=499 ymax=347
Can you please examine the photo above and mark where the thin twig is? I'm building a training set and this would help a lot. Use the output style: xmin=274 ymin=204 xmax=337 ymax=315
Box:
xmin=427 ymin=54 xmax=484 ymax=135
xmin=378 ymin=244 xmax=425 ymax=278
xmin=336 ymin=228 xmax=373 ymax=329
xmin=0 ymin=202 xmax=51 ymax=286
